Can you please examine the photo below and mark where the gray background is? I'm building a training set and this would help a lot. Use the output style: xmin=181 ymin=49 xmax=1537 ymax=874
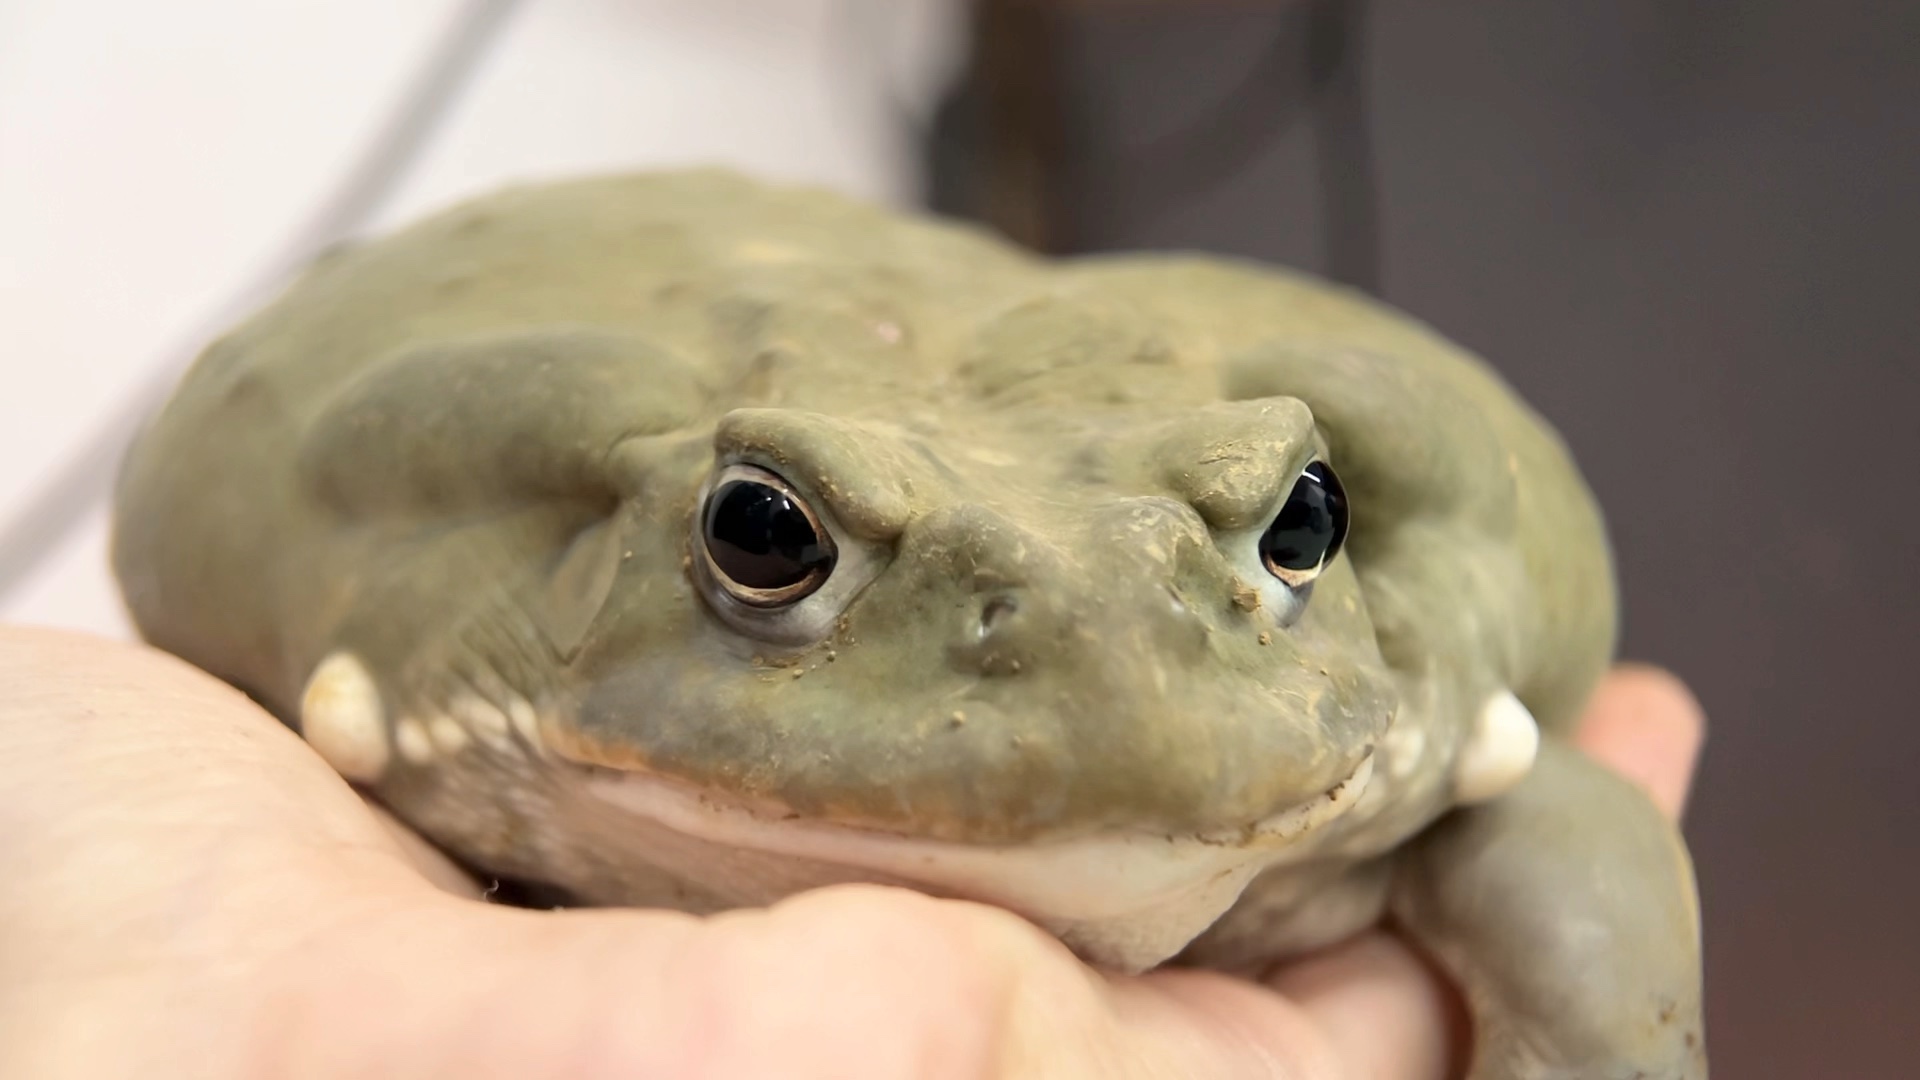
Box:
xmin=930 ymin=3 xmax=1918 ymax=1077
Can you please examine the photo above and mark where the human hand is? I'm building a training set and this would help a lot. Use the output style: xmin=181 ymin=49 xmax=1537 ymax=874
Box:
xmin=0 ymin=626 xmax=1702 ymax=1079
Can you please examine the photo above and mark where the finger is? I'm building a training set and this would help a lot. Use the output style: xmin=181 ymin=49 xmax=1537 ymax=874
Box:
xmin=1258 ymin=932 xmax=1460 ymax=1080
xmin=364 ymin=801 xmax=486 ymax=899
xmin=1572 ymin=663 xmax=1707 ymax=820
xmin=262 ymin=886 xmax=1025 ymax=1080
xmin=1020 ymin=929 xmax=1453 ymax=1080
xmin=262 ymin=881 xmax=1441 ymax=1080
xmin=276 ymin=886 xmax=1081 ymax=1079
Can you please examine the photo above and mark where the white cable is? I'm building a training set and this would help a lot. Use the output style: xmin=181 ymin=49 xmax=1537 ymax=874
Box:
xmin=0 ymin=0 xmax=525 ymax=600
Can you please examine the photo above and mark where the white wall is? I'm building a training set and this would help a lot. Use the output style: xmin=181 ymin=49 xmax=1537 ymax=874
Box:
xmin=0 ymin=0 xmax=962 ymax=638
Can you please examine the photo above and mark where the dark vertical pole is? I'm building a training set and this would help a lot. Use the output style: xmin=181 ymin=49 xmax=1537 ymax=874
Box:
xmin=1307 ymin=0 xmax=1383 ymax=294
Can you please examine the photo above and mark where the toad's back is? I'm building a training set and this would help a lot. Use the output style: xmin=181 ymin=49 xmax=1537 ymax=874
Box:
xmin=113 ymin=170 xmax=1610 ymax=730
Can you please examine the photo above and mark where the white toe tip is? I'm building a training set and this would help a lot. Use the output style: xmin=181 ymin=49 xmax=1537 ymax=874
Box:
xmin=1453 ymin=689 xmax=1540 ymax=804
xmin=300 ymin=652 xmax=390 ymax=783
xmin=395 ymin=718 xmax=436 ymax=765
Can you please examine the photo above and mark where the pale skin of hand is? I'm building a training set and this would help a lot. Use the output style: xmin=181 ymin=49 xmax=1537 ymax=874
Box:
xmin=0 ymin=625 xmax=1703 ymax=1080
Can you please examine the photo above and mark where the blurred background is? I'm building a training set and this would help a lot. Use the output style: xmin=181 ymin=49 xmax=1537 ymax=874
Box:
xmin=1 ymin=2 xmax=1912 ymax=1076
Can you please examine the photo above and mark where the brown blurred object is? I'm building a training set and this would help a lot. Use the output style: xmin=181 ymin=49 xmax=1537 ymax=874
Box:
xmin=968 ymin=0 xmax=1067 ymax=251
xmin=950 ymin=0 xmax=1376 ymax=284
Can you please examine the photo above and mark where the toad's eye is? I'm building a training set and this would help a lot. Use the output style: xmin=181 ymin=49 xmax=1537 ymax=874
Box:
xmin=700 ymin=466 xmax=836 ymax=606
xmin=1259 ymin=461 xmax=1349 ymax=589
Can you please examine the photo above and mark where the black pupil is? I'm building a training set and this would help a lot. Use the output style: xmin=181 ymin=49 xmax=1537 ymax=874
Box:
xmin=704 ymin=480 xmax=833 ymax=591
xmin=1261 ymin=462 xmax=1349 ymax=574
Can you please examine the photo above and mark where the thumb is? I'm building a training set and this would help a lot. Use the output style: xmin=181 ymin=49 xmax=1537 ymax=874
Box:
xmin=1572 ymin=662 xmax=1708 ymax=820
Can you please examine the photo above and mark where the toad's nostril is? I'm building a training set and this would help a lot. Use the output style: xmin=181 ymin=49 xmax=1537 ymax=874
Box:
xmin=951 ymin=592 xmax=1034 ymax=677
xmin=980 ymin=594 xmax=1020 ymax=637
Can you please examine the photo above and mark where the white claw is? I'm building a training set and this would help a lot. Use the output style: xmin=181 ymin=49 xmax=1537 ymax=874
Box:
xmin=395 ymin=718 xmax=435 ymax=765
xmin=428 ymin=715 xmax=472 ymax=754
xmin=507 ymin=694 xmax=544 ymax=751
xmin=451 ymin=692 xmax=514 ymax=751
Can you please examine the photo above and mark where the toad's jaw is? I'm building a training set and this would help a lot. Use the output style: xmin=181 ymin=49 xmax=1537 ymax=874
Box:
xmin=578 ymin=754 xmax=1374 ymax=972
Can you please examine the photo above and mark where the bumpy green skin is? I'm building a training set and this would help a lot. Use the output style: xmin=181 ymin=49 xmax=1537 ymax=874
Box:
xmin=112 ymin=171 xmax=1705 ymax=1078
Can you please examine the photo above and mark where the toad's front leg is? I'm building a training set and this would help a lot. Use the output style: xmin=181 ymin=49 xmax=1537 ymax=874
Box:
xmin=1392 ymin=739 xmax=1707 ymax=1080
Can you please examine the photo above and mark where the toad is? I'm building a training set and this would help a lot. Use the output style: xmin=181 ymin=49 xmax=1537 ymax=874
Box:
xmin=113 ymin=170 xmax=1705 ymax=1079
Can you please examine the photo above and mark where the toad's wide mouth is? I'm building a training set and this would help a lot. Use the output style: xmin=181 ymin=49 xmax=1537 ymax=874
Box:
xmin=574 ymin=750 xmax=1374 ymax=970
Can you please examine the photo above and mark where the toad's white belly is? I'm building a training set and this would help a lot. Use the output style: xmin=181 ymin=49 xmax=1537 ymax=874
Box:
xmin=572 ymin=755 xmax=1374 ymax=971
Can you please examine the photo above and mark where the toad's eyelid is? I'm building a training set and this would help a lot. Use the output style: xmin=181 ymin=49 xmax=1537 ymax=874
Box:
xmin=1169 ymin=434 xmax=1326 ymax=532
xmin=708 ymin=457 xmax=862 ymax=544
xmin=710 ymin=461 xmax=801 ymax=499
xmin=710 ymin=410 xmax=918 ymax=540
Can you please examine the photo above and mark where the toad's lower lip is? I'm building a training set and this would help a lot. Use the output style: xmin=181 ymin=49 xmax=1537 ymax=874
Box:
xmin=577 ymin=753 xmax=1374 ymax=971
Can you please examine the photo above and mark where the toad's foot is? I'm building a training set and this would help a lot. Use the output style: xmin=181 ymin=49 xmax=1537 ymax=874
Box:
xmin=1392 ymin=739 xmax=1706 ymax=1080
